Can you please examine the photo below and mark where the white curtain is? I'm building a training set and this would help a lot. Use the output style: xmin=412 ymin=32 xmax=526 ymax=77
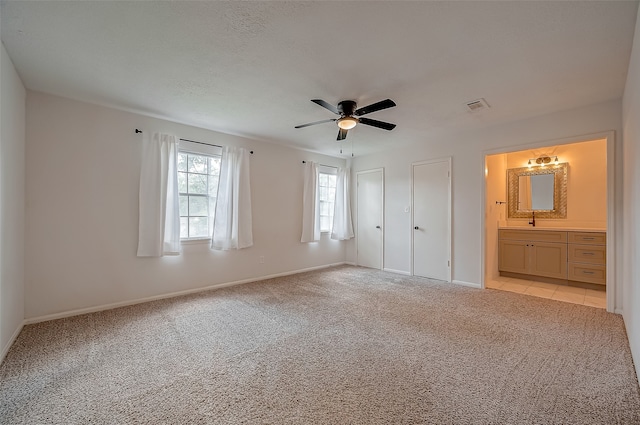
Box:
xmin=301 ymin=161 xmax=320 ymax=242
xmin=137 ymin=133 xmax=181 ymax=257
xmin=211 ymin=146 xmax=253 ymax=250
xmin=331 ymin=167 xmax=354 ymax=240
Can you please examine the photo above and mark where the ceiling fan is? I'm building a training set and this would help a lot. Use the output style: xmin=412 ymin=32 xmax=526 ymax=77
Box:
xmin=295 ymin=99 xmax=397 ymax=141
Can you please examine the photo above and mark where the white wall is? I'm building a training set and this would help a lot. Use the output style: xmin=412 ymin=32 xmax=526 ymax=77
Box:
xmin=348 ymin=100 xmax=623 ymax=290
xmin=622 ymin=7 xmax=640 ymax=381
xmin=25 ymin=92 xmax=346 ymax=319
xmin=0 ymin=43 xmax=26 ymax=360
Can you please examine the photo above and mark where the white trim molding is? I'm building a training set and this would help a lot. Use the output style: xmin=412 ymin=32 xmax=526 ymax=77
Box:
xmin=452 ymin=280 xmax=482 ymax=289
xmin=1 ymin=322 xmax=24 ymax=365
xmin=383 ymin=268 xmax=411 ymax=276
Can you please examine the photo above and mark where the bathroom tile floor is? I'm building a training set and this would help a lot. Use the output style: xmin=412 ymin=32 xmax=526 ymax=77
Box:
xmin=486 ymin=276 xmax=606 ymax=309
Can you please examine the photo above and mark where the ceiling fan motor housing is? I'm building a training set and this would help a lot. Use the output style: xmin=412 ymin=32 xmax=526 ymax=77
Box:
xmin=337 ymin=100 xmax=357 ymax=116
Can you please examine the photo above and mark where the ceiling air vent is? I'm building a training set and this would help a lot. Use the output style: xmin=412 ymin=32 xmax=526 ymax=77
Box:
xmin=465 ymin=98 xmax=490 ymax=112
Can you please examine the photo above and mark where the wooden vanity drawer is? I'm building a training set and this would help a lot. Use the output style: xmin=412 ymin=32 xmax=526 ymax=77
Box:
xmin=568 ymin=244 xmax=606 ymax=265
xmin=568 ymin=263 xmax=606 ymax=285
xmin=498 ymin=229 xmax=567 ymax=243
xmin=568 ymin=232 xmax=606 ymax=245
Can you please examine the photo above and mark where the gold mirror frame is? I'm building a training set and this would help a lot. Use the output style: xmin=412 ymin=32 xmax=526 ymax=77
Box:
xmin=507 ymin=163 xmax=567 ymax=219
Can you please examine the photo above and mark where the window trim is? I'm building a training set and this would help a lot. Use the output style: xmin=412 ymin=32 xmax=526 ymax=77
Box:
xmin=180 ymin=237 xmax=211 ymax=245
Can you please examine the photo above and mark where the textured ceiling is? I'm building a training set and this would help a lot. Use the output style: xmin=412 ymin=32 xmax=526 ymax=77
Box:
xmin=1 ymin=1 xmax=638 ymax=157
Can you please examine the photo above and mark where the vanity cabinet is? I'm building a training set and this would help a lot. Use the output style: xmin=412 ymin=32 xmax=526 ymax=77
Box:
xmin=498 ymin=230 xmax=567 ymax=279
xmin=498 ymin=229 xmax=606 ymax=286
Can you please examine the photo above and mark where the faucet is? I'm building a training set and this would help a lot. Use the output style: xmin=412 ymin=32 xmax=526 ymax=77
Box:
xmin=529 ymin=211 xmax=536 ymax=227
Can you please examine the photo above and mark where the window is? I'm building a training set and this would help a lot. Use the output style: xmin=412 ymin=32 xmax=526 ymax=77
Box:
xmin=318 ymin=172 xmax=337 ymax=233
xmin=177 ymin=151 xmax=221 ymax=239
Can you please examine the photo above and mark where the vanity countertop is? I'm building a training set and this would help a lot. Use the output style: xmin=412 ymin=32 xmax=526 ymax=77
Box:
xmin=498 ymin=226 xmax=606 ymax=232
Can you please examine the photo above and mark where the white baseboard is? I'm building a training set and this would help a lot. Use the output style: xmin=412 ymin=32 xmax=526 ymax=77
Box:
xmin=1 ymin=322 xmax=24 ymax=365
xmin=452 ymin=279 xmax=482 ymax=289
xmin=383 ymin=268 xmax=411 ymax=276
xmin=24 ymin=262 xmax=348 ymax=325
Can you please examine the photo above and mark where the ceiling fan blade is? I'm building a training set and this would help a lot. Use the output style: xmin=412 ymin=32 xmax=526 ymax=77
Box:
xmin=355 ymin=99 xmax=396 ymax=116
xmin=337 ymin=128 xmax=348 ymax=141
xmin=311 ymin=99 xmax=339 ymax=115
xmin=294 ymin=118 xmax=336 ymax=129
xmin=359 ymin=117 xmax=397 ymax=131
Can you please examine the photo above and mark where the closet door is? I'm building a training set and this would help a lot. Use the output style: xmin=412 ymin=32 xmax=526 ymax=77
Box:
xmin=357 ymin=169 xmax=383 ymax=269
xmin=412 ymin=159 xmax=451 ymax=281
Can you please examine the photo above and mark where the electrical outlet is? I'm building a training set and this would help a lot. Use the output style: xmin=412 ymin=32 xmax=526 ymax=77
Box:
xmin=259 ymin=256 xmax=265 ymax=264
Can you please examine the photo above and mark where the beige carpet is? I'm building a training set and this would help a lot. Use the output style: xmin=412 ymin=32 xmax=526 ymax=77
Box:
xmin=1 ymin=265 xmax=639 ymax=424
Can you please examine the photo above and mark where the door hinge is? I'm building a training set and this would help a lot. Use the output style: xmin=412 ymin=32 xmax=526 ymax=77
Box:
xmin=448 ymin=260 xmax=450 ymax=267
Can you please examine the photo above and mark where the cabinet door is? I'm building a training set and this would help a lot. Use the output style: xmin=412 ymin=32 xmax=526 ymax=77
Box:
xmin=498 ymin=240 xmax=529 ymax=274
xmin=530 ymin=242 xmax=568 ymax=279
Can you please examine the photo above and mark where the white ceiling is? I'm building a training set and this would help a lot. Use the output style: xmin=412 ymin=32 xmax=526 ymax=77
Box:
xmin=1 ymin=1 xmax=638 ymax=157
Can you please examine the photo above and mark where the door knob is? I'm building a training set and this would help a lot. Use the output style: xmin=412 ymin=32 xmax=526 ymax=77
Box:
xmin=414 ymin=226 xmax=419 ymax=230
xmin=376 ymin=226 xmax=381 ymax=229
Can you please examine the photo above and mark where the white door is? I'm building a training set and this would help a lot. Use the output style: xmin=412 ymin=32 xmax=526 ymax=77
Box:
xmin=357 ymin=170 xmax=383 ymax=269
xmin=413 ymin=159 xmax=451 ymax=281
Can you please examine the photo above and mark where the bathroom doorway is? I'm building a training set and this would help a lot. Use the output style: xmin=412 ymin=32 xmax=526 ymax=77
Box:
xmin=483 ymin=134 xmax=614 ymax=310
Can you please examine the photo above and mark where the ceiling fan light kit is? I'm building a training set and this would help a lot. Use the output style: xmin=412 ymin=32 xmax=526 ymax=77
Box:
xmin=295 ymin=98 xmax=397 ymax=141
xmin=337 ymin=117 xmax=358 ymax=130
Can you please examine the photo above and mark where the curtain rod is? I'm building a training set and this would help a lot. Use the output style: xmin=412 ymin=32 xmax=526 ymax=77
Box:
xmin=302 ymin=160 xmax=338 ymax=169
xmin=135 ymin=129 xmax=253 ymax=154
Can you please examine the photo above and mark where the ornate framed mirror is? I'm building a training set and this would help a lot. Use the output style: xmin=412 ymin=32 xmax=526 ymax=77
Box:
xmin=507 ymin=163 xmax=567 ymax=218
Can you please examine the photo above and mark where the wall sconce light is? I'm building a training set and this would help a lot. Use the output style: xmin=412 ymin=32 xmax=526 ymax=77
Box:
xmin=527 ymin=156 xmax=559 ymax=168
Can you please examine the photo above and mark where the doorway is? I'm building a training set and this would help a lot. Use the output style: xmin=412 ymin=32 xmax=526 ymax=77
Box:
xmin=357 ymin=169 xmax=384 ymax=269
xmin=412 ymin=158 xmax=451 ymax=281
xmin=483 ymin=135 xmax=613 ymax=310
